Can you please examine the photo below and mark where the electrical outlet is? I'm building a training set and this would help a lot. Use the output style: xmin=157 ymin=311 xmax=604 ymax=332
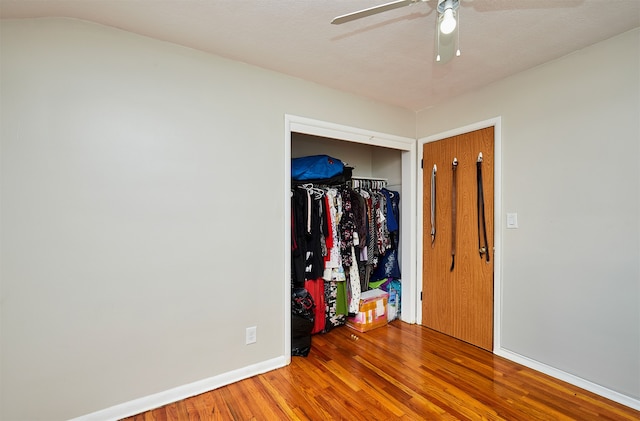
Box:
xmin=246 ymin=326 xmax=257 ymax=344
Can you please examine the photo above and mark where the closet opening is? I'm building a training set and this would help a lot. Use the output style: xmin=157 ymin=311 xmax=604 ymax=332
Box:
xmin=284 ymin=115 xmax=417 ymax=362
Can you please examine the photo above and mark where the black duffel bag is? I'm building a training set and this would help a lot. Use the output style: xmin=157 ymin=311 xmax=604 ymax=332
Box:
xmin=291 ymin=287 xmax=315 ymax=357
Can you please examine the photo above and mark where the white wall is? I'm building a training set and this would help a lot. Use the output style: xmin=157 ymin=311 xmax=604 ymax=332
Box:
xmin=417 ymin=28 xmax=640 ymax=402
xmin=0 ymin=18 xmax=415 ymax=421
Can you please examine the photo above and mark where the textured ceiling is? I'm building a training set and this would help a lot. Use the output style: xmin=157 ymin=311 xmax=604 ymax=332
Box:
xmin=1 ymin=0 xmax=639 ymax=111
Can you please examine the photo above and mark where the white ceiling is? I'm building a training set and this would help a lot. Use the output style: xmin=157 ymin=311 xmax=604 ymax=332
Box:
xmin=1 ymin=0 xmax=639 ymax=111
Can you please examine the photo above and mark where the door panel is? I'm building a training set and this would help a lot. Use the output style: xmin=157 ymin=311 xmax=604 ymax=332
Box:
xmin=422 ymin=127 xmax=494 ymax=351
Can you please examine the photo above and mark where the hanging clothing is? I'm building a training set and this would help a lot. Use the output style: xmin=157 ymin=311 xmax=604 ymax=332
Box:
xmin=291 ymin=189 xmax=308 ymax=288
xmin=371 ymin=189 xmax=401 ymax=282
xmin=381 ymin=188 xmax=399 ymax=233
xmin=304 ymin=193 xmax=325 ymax=281
xmin=305 ymin=278 xmax=326 ymax=334
xmin=323 ymin=188 xmax=342 ymax=273
xmin=348 ymin=246 xmax=362 ymax=313
xmin=290 ymin=174 xmax=401 ymax=334
xmin=338 ymin=186 xmax=357 ymax=268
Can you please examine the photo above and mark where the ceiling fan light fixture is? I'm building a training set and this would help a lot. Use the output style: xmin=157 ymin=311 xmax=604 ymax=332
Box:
xmin=330 ymin=0 xmax=463 ymax=63
xmin=440 ymin=7 xmax=456 ymax=34
xmin=435 ymin=0 xmax=461 ymax=63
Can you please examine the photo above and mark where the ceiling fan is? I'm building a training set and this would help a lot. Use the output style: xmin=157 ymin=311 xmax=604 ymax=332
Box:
xmin=332 ymin=0 xmax=461 ymax=62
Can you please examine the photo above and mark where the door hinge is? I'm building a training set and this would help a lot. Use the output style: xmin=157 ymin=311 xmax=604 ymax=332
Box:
xmin=420 ymin=291 xmax=423 ymax=301
xmin=421 ymin=159 xmax=423 ymax=169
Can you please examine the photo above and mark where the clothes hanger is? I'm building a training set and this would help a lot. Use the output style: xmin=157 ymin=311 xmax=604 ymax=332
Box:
xmin=299 ymin=183 xmax=325 ymax=199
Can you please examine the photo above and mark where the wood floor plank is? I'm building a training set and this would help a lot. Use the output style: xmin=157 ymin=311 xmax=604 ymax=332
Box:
xmin=122 ymin=321 xmax=639 ymax=420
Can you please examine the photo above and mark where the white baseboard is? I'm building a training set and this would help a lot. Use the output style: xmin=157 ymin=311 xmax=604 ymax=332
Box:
xmin=65 ymin=348 xmax=640 ymax=419
xmin=69 ymin=356 xmax=288 ymax=421
xmin=495 ymin=347 xmax=640 ymax=411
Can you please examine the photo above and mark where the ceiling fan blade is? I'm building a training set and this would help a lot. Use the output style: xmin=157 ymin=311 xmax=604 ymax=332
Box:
xmin=331 ymin=0 xmax=418 ymax=25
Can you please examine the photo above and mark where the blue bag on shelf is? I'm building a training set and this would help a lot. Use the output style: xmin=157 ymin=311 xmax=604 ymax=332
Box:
xmin=291 ymin=155 xmax=345 ymax=181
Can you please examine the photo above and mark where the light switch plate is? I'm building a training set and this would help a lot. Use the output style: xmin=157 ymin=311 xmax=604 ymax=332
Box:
xmin=506 ymin=213 xmax=518 ymax=229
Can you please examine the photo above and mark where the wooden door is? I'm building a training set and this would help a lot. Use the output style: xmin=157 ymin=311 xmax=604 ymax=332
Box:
xmin=422 ymin=127 xmax=494 ymax=351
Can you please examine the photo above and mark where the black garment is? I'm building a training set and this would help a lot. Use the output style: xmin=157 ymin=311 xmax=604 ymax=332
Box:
xmin=292 ymin=188 xmax=325 ymax=284
xmin=291 ymin=189 xmax=308 ymax=288
xmin=338 ymin=186 xmax=357 ymax=267
xmin=304 ymin=195 xmax=324 ymax=281
xmin=351 ymin=189 xmax=368 ymax=252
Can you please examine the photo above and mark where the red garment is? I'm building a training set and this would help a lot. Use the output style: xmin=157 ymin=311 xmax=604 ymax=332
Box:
xmin=304 ymin=278 xmax=326 ymax=334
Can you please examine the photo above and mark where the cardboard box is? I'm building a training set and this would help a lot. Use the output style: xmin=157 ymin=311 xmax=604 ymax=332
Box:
xmin=346 ymin=289 xmax=389 ymax=333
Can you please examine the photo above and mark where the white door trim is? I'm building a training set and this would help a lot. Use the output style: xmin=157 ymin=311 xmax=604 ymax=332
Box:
xmin=284 ymin=114 xmax=418 ymax=362
xmin=416 ymin=117 xmax=502 ymax=352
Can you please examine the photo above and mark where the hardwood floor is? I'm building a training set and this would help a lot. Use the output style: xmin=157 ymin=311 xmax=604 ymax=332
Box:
xmin=124 ymin=321 xmax=639 ymax=420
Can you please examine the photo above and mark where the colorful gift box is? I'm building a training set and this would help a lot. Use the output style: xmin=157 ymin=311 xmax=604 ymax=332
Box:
xmin=346 ymin=289 xmax=389 ymax=333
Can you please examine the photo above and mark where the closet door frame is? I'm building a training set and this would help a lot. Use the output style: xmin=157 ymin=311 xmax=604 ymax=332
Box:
xmin=417 ymin=116 xmax=503 ymax=352
xmin=284 ymin=114 xmax=417 ymax=362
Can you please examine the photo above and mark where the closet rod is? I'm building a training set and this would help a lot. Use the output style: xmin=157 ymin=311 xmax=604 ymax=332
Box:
xmin=350 ymin=176 xmax=388 ymax=181
xmin=348 ymin=176 xmax=388 ymax=190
